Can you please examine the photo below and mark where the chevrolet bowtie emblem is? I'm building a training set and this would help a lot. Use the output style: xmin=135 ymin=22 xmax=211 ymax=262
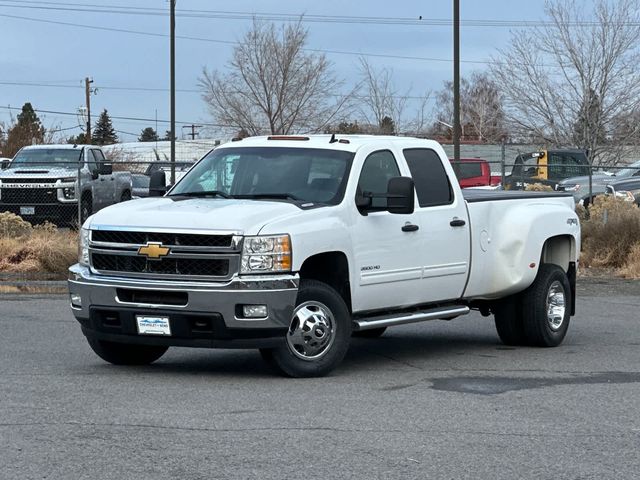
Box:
xmin=138 ymin=242 xmax=170 ymax=260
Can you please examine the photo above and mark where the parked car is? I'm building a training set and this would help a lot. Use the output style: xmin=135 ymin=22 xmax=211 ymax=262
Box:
xmin=450 ymin=158 xmax=500 ymax=188
xmin=131 ymin=174 xmax=150 ymax=198
xmin=504 ymin=149 xmax=591 ymax=191
xmin=557 ymin=159 xmax=640 ymax=205
xmin=0 ymin=144 xmax=132 ymax=225
xmin=69 ymin=135 xmax=580 ymax=377
xmin=604 ymin=177 xmax=640 ymax=206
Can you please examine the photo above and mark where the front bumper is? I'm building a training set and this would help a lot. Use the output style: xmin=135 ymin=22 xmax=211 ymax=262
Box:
xmin=68 ymin=264 xmax=299 ymax=348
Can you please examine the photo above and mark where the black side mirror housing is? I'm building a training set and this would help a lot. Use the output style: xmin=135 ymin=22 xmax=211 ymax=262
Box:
xmin=149 ymin=170 xmax=167 ymax=197
xmin=387 ymin=177 xmax=415 ymax=214
xmin=1 ymin=159 xmax=10 ymax=170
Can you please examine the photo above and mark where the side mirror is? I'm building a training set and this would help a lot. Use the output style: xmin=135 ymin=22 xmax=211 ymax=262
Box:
xmin=149 ymin=170 xmax=167 ymax=197
xmin=387 ymin=177 xmax=415 ymax=214
xmin=98 ymin=162 xmax=113 ymax=175
xmin=1 ymin=159 xmax=10 ymax=170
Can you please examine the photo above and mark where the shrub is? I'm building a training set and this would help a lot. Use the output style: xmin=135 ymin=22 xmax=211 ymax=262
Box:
xmin=525 ymin=183 xmax=554 ymax=192
xmin=581 ymin=196 xmax=640 ymax=268
xmin=0 ymin=212 xmax=33 ymax=238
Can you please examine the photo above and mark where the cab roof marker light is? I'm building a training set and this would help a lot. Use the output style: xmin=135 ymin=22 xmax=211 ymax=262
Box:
xmin=267 ymin=136 xmax=310 ymax=141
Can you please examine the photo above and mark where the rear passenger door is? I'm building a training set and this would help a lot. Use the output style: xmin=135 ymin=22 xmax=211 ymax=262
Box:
xmin=403 ymin=148 xmax=471 ymax=302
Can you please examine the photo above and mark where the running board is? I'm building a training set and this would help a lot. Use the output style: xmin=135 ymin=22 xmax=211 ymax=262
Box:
xmin=353 ymin=305 xmax=470 ymax=331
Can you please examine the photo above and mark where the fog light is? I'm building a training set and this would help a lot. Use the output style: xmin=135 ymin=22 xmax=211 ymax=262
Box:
xmin=242 ymin=304 xmax=268 ymax=318
xmin=70 ymin=293 xmax=82 ymax=308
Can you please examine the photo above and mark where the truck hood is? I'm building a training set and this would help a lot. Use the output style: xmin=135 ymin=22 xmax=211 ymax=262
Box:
xmin=557 ymin=174 xmax=614 ymax=186
xmin=0 ymin=165 xmax=77 ymax=179
xmin=87 ymin=196 xmax=304 ymax=235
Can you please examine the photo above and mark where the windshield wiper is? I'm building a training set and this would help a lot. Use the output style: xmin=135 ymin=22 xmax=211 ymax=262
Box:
xmin=235 ymin=193 xmax=301 ymax=201
xmin=170 ymin=190 xmax=231 ymax=198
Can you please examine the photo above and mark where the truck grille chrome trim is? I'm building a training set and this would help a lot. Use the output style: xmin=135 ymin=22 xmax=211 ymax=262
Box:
xmin=88 ymin=229 xmax=242 ymax=281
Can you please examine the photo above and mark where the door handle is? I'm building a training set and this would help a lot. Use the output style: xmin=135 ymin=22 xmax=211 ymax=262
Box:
xmin=402 ymin=223 xmax=419 ymax=232
xmin=450 ymin=219 xmax=466 ymax=227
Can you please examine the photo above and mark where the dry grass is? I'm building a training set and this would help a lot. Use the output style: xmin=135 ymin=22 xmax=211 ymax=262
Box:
xmin=0 ymin=213 xmax=77 ymax=277
xmin=525 ymin=183 xmax=554 ymax=192
xmin=579 ymin=196 xmax=640 ymax=277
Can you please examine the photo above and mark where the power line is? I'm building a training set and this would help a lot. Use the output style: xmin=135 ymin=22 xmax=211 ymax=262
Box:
xmin=0 ymin=13 xmax=501 ymax=65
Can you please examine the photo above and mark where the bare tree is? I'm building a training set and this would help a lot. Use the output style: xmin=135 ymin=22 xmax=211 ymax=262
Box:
xmin=432 ymin=72 xmax=506 ymax=142
xmin=491 ymin=0 xmax=640 ymax=165
xmin=357 ymin=58 xmax=431 ymax=135
xmin=199 ymin=20 xmax=351 ymax=135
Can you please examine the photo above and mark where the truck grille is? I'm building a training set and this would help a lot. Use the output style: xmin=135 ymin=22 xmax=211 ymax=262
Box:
xmin=89 ymin=229 xmax=241 ymax=281
xmin=1 ymin=188 xmax=57 ymax=204
xmin=92 ymin=230 xmax=232 ymax=248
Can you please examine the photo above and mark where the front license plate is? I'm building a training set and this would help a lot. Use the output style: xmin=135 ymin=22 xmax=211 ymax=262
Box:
xmin=20 ymin=206 xmax=35 ymax=215
xmin=136 ymin=315 xmax=171 ymax=336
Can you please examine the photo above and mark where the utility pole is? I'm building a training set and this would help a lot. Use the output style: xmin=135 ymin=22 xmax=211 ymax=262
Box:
xmin=182 ymin=124 xmax=202 ymax=140
xmin=452 ymin=0 xmax=461 ymax=173
xmin=170 ymin=0 xmax=176 ymax=184
xmin=85 ymin=77 xmax=93 ymax=144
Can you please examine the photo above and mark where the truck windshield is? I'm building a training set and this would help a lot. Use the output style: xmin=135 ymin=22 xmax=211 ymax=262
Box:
xmin=12 ymin=148 xmax=82 ymax=166
xmin=170 ymin=147 xmax=354 ymax=205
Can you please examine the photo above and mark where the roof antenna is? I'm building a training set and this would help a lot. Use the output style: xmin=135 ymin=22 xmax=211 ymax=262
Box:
xmin=329 ymin=133 xmax=338 ymax=143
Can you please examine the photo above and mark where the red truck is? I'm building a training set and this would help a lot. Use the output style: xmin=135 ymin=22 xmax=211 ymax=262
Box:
xmin=450 ymin=158 xmax=500 ymax=188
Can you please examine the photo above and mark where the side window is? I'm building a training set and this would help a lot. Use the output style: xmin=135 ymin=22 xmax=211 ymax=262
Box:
xmin=403 ymin=149 xmax=453 ymax=207
xmin=357 ymin=150 xmax=400 ymax=209
xmin=85 ymin=149 xmax=98 ymax=173
xmin=92 ymin=149 xmax=106 ymax=163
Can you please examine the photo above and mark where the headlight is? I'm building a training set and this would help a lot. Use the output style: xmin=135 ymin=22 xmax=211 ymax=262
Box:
xmin=241 ymin=234 xmax=291 ymax=274
xmin=562 ymin=184 xmax=581 ymax=192
xmin=79 ymin=228 xmax=90 ymax=266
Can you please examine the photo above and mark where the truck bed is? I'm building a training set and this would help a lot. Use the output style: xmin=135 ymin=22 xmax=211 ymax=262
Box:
xmin=462 ymin=189 xmax=574 ymax=203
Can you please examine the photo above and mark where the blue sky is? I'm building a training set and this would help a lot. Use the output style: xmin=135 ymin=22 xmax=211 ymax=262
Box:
xmin=0 ymin=1 xmax=547 ymax=142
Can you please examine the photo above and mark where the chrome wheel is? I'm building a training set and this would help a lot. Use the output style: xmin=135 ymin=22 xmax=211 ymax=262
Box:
xmin=546 ymin=280 xmax=566 ymax=331
xmin=286 ymin=301 xmax=336 ymax=361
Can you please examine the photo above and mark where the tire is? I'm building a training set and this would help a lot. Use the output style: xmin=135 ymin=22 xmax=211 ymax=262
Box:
xmin=87 ymin=338 xmax=168 ymax=365
xmin=80 ymin=195 xmax=92 ymax=223
xmin=260 ymin=279 xmax=351 ymax=378
xmin=120 ymin=190 xmax=132 ymax=202
xmin=521 ymin=264 xmax=571 ymax=347
xmin=352 ymin=327 xmax=387 ymax=338
xmin=493 ymin=294 xmax=526 ymax=346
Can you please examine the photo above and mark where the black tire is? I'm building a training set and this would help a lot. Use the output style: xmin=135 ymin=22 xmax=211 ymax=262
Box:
xmin=493 ymin=294 xmax=526 ymax=346
xmin=80 ymin=195 xmax=92 ymax=223
xmin=260 ymin=279 xmax=351 ymax=378
xmin=352 ymin=327 xmax=387 ymax=338
xmin=120 ymin=190 xmax=132 ymax=202
xmin=87 ymin=338 xmax=168 ymax=365
xmin=521 ymin=264 xmax=571 ymax=347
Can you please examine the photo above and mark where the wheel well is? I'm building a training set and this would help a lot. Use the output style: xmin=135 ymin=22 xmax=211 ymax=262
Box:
xmin=81 ymin=191 xmax=92 ymax=202
xmin=299 ymin=252 xmax=351 ymax=312
xmin=541 ymin=235 xmax=575 ymax=272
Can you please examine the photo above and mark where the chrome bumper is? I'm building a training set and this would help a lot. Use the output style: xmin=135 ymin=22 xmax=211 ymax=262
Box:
xmin=68 ymin=264 xmax=299 ymax=331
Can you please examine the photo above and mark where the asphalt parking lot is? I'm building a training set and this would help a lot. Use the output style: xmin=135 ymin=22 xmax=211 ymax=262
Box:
xmin=1 ymin=278 xmax=639 ymax=479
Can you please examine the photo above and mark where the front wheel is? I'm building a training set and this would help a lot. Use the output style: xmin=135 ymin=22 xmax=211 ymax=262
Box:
xmin=260 ymin=279 xmax=351 ymax=377
xmin=87 ymin=338 xmax=168 ymax=365
xmin=521 ymin=264 xmax=571 ymax=347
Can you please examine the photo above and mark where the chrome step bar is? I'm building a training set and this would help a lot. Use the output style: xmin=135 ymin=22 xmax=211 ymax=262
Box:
xmin=353 ymin=305 xmax=470 ymax=331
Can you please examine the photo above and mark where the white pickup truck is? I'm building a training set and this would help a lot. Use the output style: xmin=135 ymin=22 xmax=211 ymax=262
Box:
xmin=68 ymin=135 xmax=580 ymax=377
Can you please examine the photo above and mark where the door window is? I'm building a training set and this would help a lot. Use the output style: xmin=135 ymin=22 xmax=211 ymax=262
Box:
xmin=85 ymin=149 xmax=98 ymax=173
xmin=357 ymin=150 xmax=400 ymax=209
xmin=403 ymin=149 xmax=453 ymax=207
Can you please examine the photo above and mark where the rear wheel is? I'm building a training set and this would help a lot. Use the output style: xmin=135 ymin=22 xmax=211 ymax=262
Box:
xmin=260 ymin=279 xmax=351 ymax=377
xmin=521 ymin=264 xmax=571 ymax=347
xmin=87 ymin=338 xmax=168 ymax=365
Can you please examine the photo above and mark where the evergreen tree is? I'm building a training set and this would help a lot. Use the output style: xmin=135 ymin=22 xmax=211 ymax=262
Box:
xmin=67 ymin=132 xmax=88 ymax=144
xmin=92 ymin=109 xmax=118 ymax=145
xmin=139 ymin=127 xmax=159 ymax=142
xmin=5 ymin=102 xmax=46 ymax=157
xmin=163 ymin=130 xmax=176 ymax=141
xmin=379 ymin=116 xmax=396 ymax=135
